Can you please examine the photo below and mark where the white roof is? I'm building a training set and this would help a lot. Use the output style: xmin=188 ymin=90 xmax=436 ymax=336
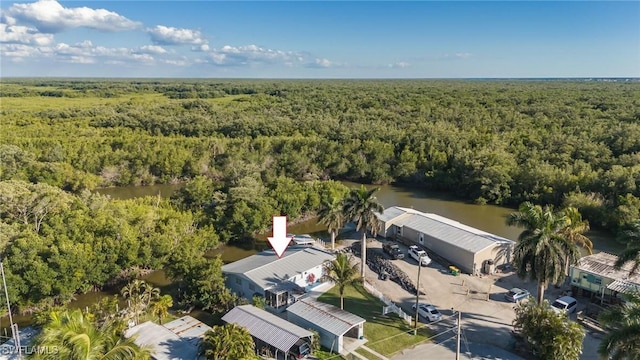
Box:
xmin=222 ymin=247 xmax=335 ymax=291
xmin=574 ymin=252 xmax=640 ymax=285
xmin=222 ymin=305 xmax=312 ymax=353
xmin=125 ymin=321 xmax=198 ymax=360
xmin=379 ymin=206 xmax=514 ymax=254
xmin=0 ymin=327 xmax=39 ymax=360
xmin=124 ymin=316 xmax=211 ymax=360
xmin=286 ymin=298 xmax=365 ymax=336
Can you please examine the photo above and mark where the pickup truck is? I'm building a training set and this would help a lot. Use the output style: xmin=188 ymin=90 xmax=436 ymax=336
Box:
xmin=383 ymin=243 xmax=404 ymax=259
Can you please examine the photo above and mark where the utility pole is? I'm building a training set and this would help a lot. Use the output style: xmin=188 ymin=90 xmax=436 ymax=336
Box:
xmin=455 ymin=310 xmax=462 ymax=360
xmin=413 ymin=255 xmax=423 ymax=336
xmin=1 ymin=261 xmax=21 ymax=359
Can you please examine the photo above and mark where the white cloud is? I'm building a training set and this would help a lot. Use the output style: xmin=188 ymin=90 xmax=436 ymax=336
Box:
xmin=148 ymin=25 xmax=207 ymax=45
xmin=4 ymin=0 xmax=141 ymax=33
xmin=314 ymin=58 xmax=332 ymax=68
xmin=455 ymin=52 xmax=472 ymax=59
xmin=139 ymin=45 xmax=168 ymax=55
xmin=0 ymin=23 xmax=54 ymax=45
xmin=388 ymin=61 xmax=411 ymax=68
xmin=207 ymin=44 xmax=312 ymax=67
xmin=0 ymin=43 xmax=45 ymax=61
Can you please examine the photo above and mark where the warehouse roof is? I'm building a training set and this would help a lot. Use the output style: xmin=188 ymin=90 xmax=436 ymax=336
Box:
xmin=222 ymin=247 xmax=335 ymax=291
xmin=287 ymin=298 xmax=365 ymax=336
xmin=379 ymin=207 xmax=514 ymax=254
xmin=222 ymin=305 xmax=313 ymax=353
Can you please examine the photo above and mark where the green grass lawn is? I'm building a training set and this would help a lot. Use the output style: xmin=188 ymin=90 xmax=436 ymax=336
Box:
xmin=317 ymin=283 xmax=431 ymax=357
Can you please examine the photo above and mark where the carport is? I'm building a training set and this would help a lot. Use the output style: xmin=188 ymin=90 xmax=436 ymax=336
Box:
xmin=222 ymin=305 xmax=313 ymax=358
xmin=286 ymin=298 xmax=366 ymax=354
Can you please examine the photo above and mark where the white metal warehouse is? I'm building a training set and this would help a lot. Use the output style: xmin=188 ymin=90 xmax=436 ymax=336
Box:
xmin=286 ymin=298 xmax=366 ymax=355
xmin=378 ymin=206 xmax=515 ymax=274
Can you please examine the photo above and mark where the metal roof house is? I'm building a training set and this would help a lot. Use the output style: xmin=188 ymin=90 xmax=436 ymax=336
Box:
xmin=222 ymin=246 xmax=335 ymax=312
xmin=378 ymin=206 xmax=515 ymax=274
xmin=287 ymin=298 xmax=366 ymax=355
xmin=570 ymin=252 xmax=640 ymax=305
xmin=124 ymin=315 xmax=211 ymax=360
xmin=222 ymin=304 xmax=313 ymax=358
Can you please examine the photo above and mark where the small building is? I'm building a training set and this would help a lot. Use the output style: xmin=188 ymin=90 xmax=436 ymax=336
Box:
xmin=222 ymin=304 xmax=313 ymax=359
xmin=222 ymin=246 xmax=335 ymax=311
xmin=570 ymin=252 xmax=640 ymax=305
xmin=286 ymin=298 xmax=366 ymax=355
xmin=124 ymin=315 xmax=211 ymax=360
xmin=378 ymin=206 xmax=515 ymax=274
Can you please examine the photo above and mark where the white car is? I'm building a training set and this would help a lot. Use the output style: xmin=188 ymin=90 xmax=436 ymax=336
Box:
xmin=551 ymin=296 xmax=578 ymax=314
xmin=408 ymin=245 xmax=431 ymax=266
xmin=412 ymin=303 xmax=442 ymax=322
xmin=290 ymin=234 xmax=315 ymax=246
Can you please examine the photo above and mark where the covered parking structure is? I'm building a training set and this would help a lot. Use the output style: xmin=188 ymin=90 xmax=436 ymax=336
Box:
xmin=222 ymin=305 xmax=313 ymax=358
xmin=286 ymin=298 xmax=366 ymax=355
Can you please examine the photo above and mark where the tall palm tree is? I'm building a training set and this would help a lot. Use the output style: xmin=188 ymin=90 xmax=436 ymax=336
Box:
xmin=614 ymin=220 xmax=640 ymax=274
xmin=506 ymin=202 xmax=581 ymax=303
xmin=323 ymin=253 xmax=360 ymax=309
xmin=31 ymin=309 xmax=151 ymax=360
xmin=343 ymin=185 xmax=384 ymax=278
xmin=560 ymin=206 xmax=593 ymax=275
xmin=598 ymin=290 xmax=640 ymax=359
xmin=199 ymin=324 xmax=255 ymax=360
xmin=151 ymin=295 xmax=173 ymax=325
xmin=561 ymin=206 xmax=593 ymax=254
xmin=317 ymin=196 xmax=345 ymax=250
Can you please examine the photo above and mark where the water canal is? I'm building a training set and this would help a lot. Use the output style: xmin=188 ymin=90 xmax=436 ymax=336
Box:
xmin=2 ymin=181 xmax=622 ymax=334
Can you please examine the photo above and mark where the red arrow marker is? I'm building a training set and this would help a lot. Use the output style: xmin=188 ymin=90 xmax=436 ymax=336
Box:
xmin=267 ymin=216 xmax=293 ymax=258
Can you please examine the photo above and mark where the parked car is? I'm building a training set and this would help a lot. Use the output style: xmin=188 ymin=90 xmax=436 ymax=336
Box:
xmin=290 ymin=234 xmax=315 ymax=246
xmin=412 ymin=303 xmax=442 ymax=322
xmin=383 ymin=243 xmax=404 ymax=259
xmin=288 ymin=339 xmax=311 ymax=359
xmin=551 ymin=296 xmax=578 ymax=314
xmin=408 ymin=245 xmax=431 ymax=266
xmin=505 ymin=288 xmax=530 ymax=303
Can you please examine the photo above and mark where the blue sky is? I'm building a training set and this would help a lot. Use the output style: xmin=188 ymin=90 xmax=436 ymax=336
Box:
xmin=1 ymin=1 xmax=638 ymax=78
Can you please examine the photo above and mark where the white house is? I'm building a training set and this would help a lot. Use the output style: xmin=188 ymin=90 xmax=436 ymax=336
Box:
xmin=222 ymin=246 xmax=335 ymax=311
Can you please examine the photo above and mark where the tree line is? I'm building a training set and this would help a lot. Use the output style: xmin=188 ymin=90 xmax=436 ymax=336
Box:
xmin=2 ymin=79 xmax=639 ymax=234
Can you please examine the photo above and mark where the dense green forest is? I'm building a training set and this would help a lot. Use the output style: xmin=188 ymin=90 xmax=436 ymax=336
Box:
xmin=1 ymin=79 xmax=639 ymax=309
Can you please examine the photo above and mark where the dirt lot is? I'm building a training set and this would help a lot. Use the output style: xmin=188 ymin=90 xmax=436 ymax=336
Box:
xmin=342 ymin=237 xmax=603 ymax=359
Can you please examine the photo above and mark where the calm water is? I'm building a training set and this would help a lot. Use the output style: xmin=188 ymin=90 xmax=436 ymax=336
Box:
xmin=3 ymin=181 xmax=620 ymax=334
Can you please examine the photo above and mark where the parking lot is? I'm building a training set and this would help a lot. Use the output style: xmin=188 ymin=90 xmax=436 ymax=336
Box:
xmin=358 ymin=238 xmax=603 ymax=360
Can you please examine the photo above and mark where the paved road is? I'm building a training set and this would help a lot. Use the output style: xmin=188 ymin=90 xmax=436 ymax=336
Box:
xmin=356 ymin=238 xmax=602 ymax=360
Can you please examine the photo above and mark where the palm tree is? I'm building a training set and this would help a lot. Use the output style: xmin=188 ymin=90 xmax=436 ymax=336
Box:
xmin=506 ymin=202 xmax=581 ymax=303
xmin=140 ymin=282 xmax=160 ymax=309
xmin=560 ymin=206 xmax=593 ymax=275
xmin=121 ymin=280 xmax=159 ymax=324
xmin=323 ymin=253 xmax=360 ymax=309
xmin=151 ymin=295 xmax=173 ymax=324
xmin=31 ymin=309 xmax=151 ymax=360
xmin=598 ymin=290 xmax=640 ymax=359
xmin=343 ymin=185 xmax=384 ymax=278
xmin=318 ymin=196 xmax=345 ymax=250
xmin=561 ymin=206 xmax=593 ymax=254
xmin=614 ymin=220 xmax=640 ymax=274
xmin=199 ymin=324 xmax=255 ymax=360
